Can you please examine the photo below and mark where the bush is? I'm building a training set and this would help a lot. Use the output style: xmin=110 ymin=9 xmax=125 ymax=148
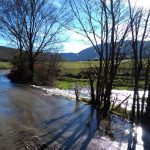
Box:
xmin=34 ymin=54 xmax=61 ymax=86
xmin=8 ymin=53 xmax=61 ymax=85
xmin=8 ymin=54 xmax=32 ymax=83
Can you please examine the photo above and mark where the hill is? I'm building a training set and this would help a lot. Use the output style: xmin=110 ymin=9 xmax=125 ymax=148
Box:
xmin=60 ymin=41 xmax=150 ymax=61
xmin=60 ymin=46 xmax=98 ymax=61
xmin=0 ymin=40 xmax=149 ymax=62
xmin=0 ymin=46 xmax=18 ymax=61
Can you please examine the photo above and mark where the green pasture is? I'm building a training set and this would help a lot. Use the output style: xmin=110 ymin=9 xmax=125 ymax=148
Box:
xmin=61 ymin=60 xmax=132 ymax=75
xmin=57 ymin=59 xmax=149 ymax=90
xmin=0 ymin=60 xmax=148 ymax=90
xmin=0 ymin=62 xmax=12 ymax=69
xmin=56 ymin=77 xmax=88 ymax=89
xmin=61 ymin=61 xmax=99 ymax=75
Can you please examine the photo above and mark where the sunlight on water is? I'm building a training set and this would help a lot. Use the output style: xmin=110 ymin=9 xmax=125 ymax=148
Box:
xmin=136 ymin=126 xmax=144 ymax=150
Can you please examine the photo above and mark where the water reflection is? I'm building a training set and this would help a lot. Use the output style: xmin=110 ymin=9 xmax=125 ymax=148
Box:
xmin=0 ymin=70 xmax=16 ymax=91
xmin=74 ymin=101 xmax=80 ymax=112
xmin=136 ymin=127 xmax=143 ymax=147
xmin=40 ymin=100 xmax=150 ymax=150
xmin=40 ymin=103 xmax=132 ymax=150
xmin=58 ymin=102 xmax=149 ymax=149
xmin=142 ymin=126 xmax=150 ymax=150
xmin=0 ymin=70 xmax=149 ymax=149
xmin=127 ymin=124 xmax=150 ymax=150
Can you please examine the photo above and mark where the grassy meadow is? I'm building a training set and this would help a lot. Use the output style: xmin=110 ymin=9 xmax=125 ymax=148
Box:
xmin=56 ymin=59 xmax=148 ymax=90
xmin=0 ymin=60 xmax=147 ymax=90
xmin=61 ymin=61 xmax=99 ymax=75
xmin=56 ymin=60 xmax=133 ymax=89
xmin=0 ymin=62 xmax=12 ymax=69
xmin=61 ymin=60 xmax=132 ymax=75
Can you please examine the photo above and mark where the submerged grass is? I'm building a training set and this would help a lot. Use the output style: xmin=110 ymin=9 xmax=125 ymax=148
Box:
xmin=79 ymin=97 xmax=131 ymax=119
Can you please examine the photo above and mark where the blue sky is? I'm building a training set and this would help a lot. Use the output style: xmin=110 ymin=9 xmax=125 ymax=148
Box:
xmin=62 ymin=0 xmax=150 ymax=53
xmin=0 ymin=0 xmax=149 ymax=53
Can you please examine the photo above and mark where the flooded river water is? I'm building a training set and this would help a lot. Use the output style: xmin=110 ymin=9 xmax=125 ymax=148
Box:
xmin=0 ymin=70 xmax=149 ymax=150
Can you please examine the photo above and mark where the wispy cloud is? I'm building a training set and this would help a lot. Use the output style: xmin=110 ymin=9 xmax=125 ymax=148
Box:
xmin=131 ymin=0 xmax=150 ymax=9
xmin=62 ymin=30 xmax=92 ymax=53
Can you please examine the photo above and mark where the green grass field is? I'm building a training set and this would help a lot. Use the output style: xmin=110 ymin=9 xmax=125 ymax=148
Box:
xmin=61 ymin=60 xmax=133 ymax=75
xmin=56 ymin=77 xmax=89 ymax=89
xmin=62 ymin=61 xmax=99 ymax=68
xmin=0 ymin=62 xmax=12 ymax=69
xmin=0 ymin=60 xmax=148 ymax=90
xmin=61 ymin=61 xmax=99 ymax=75
xmin=57 ymin=59 xmax=148 ymax=90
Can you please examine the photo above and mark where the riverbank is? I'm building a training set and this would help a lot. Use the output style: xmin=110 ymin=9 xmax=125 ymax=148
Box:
xmin=30 ymin=85 xmax=150 ymax=149
xmin=31 ymin=85 xmax=148 ymax=111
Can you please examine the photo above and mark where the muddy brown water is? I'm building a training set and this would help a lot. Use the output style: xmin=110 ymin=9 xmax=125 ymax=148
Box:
xmin=0 ymin=70 xmax=150 ymax=150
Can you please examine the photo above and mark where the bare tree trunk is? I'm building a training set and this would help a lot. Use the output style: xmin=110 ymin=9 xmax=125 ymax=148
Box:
xmin=128 ymin=0 xmax=150 ymax=123
xmin=74 ymin=85 xmax=80 ymax=101
xmin=70 ymin=0 xmax=129 ymax=114
xmin=141 ymin=59 xmax=150 ymax=117
xmin=90 ymin=79 xmax=95 ymax=103
xmin=145 ymin=85 xmax=150 ymax=123
xmin=29 ymin=55 xmax=35 ymax=83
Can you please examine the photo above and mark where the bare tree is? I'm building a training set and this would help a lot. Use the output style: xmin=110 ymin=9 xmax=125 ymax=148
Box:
xmin=0 ymin=0 xmax=70 ymax=82
xmin=82 ymin=64 xmax=96 ymax=103
xmin=128 ymin=1 xmax=150 ymax=123
xmin=46 ymin=53 xmax=62 ymax=86
xmin=145 ymin=84 xmax=150 ymax=122
xmin=69 ymin=0 xmax=130 ymax=113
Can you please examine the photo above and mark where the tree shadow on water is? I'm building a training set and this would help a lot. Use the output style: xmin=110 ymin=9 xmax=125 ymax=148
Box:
xmin=39 ymin=102 xmax=131 ymax=150
xmin=127 ymin=125 xmax=136 ymax=150
xmin=127 ymin=124 xmax=150 ymax=150
xmin=39 ymin=102 xmax=98 ymax=150
xmin=142 ymin=125 xmax=150 ymax=150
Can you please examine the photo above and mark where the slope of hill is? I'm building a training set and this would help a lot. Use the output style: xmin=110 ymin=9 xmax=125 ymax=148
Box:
xmin=60 ymin=52 xmax=78 ymax=61
xmin=61 ymin=41 xmax=150 ymax=61
xmin=0 ymin=40 xmax=149 ymax=62
xmin=0 ymin=46 xmax=18 ymax=61
xmin=61 ymin=46 xmax=99 ymax=61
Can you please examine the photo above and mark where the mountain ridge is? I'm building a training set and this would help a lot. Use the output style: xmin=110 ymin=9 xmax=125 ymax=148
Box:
xmin=0 ymin=40 xmax=149 ymax=62
xmin=60 ymin=41 xmax=150 ymax=61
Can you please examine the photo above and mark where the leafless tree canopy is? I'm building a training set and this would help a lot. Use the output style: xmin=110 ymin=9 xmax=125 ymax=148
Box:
xmin=69 ymin=0 xmax=150 ymax=122
xmin=128 ymin=0 xmax=150 ymax=123
xmin=0 ymin=0 xmax=70 ymax=81
xmin=69 ymin=0 xmax=130 ymax=113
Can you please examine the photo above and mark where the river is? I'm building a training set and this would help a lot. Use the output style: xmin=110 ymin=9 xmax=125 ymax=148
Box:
xmin=0 ymin=70 xmax=149 ymax=150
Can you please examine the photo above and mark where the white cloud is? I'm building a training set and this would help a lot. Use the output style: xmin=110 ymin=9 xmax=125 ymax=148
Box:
xmin=62 ymin=30 xmax=92 ymax=53
xmin=63 ymin=0 xmax=150 ymax=53
xmin=62 ymin=30 xmax=101 ymax=53
xmin=0 ymin=38 xmax=9 ymax=46
xmin=66 ymin=30 xmax=89 ymax=43
xmin=131 ymin=0 xmax=150 ymax=9
xmin=63 ymin=41 xmax=91 ymax=53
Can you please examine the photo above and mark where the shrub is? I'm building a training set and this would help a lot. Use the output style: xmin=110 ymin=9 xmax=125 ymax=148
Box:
xmin=8 ymin=54 xmax=31 ymax=83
